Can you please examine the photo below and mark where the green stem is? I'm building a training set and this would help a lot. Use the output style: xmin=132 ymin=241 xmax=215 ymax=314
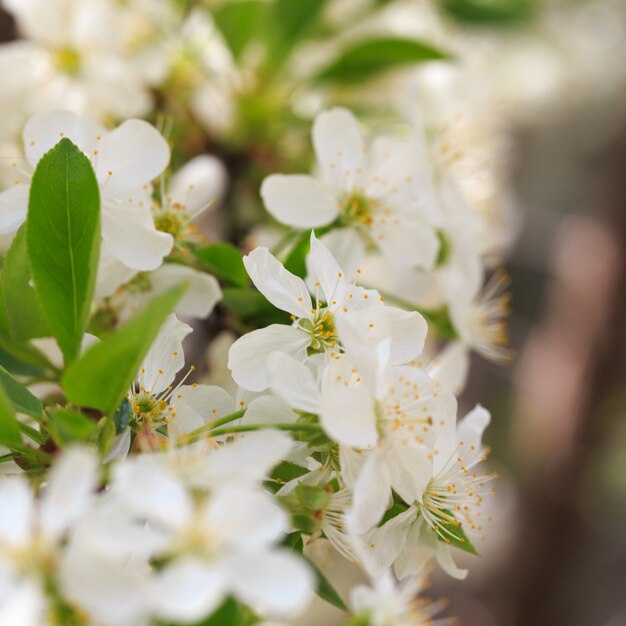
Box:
xmin=210 ymin=423 xmax=322 ymax=437
xmin=0 ymin=452 xmax=14 ymax=464
xmin=270 ymin=229 xmax=300 ymax=257
xmin=178 ymin=408 xmax=247 ymax=445
xmin=180 ymin=421 xmax=322 ymax=445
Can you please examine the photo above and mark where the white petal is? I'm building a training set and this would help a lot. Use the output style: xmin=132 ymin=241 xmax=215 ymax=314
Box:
xmin=173 ymin=384 xmax=235 ymax=422
xmin=111 ymin=455 xmax=192 ymax=530
xmin=139 ymin=314 xmax=192 ymax=395
xmin=226 ymin=551 xmax=313 ymax=617
xmin=41 ymin=447 xmax=98 ymax=539
xmin=319 ymin=362 xmax=378 ymax=448
xmin=348 ymin=453 xmax=391 ymax=534
xmin=101 ymin=201 xmax=173 ymax=271
xmin=312 ymin=108 xmax=365 ymax=190
xmin=228 ymin=324 xmax=309 ymax=392
xmin=193 ymin=431 xmax=293 ymax=486
xmin=428 ymin=341 xmax=470 ymax=395
xmin=306 ymin=232 xmax=346 ymax=305
xmin=0 ymin=185 xmax=28 ymax=235
xmin=267 ymin=352 xmax=321 ymax=414
xmin=96 ymin=120 xmax=170 ymax=192
xmin=205 ymin=485 xmax=287 ymax=549
xmin=319 ymin=228 xmax=365 ymax=281
xmin=436 ymin=543 xmax=468 ymax=580
xmin=169 ymin=155 xmax=227 ymax=215
xmin=346 ymin=306 xmax=428 ymax=365
xmin=151 ymin=264 xmax=222 ymax=319
xmin=0 ymin=581 xmax=46 ymax=626
xmin=95 ymin=250 xmax=138 ymax=298
xmin=394 ymin=517 xmax=434 ymax=580
xmin=150 ymin=560 xmax=225 ymax=623
xmin=243 ymin=247 xmax=312 ymax=317
xmin=358 ymin=507 xmax=415 ymax=578
xmin=457 ymin=404 xmax=490 ymax=467
xmin=371 ymin=217 xmax=440 ymax=270
xmin=243 ymin=395 xmax=298 ymax=425
xmin=104 ymin=429 xmax=132 ymax=463
xmin=23 ymin=110 xmax=103 ymax=169
xmin=383 ymin=438 xmax=432 ymax=504
xmin=59 ymin=540 xmax=150 ymax=626
xmin=0 ymin=477 xmax=33 ymax=547
xmin=261 ymin=174 xmax=338 ymax=228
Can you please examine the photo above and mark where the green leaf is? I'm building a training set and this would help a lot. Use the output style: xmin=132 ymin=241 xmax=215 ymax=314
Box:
xmin=48 ymin=408 xmax=96 ymax=446
xmin=442 ymin=0 xmax=535 ymax=25
xmin=62 ymin=284 xmax=186 ymax=416
xmin=282 ymin=531 xmax=304 ymax=553
xmin=267 ymin=0 xmax=326 ymax=63
xmin=28 ymin=138 xmax=101 ymax=366
xmin=0 ymin=365 xmax=43 ymax=419
xmin=317 ymin=38 xmax=449 ymax=83
xmin=221 ymin=287 xmax=290 ymax=326
xmin=306 ymin=557 xmax=347 ymax=611
xmin=271 ymin=460 xmax=309 ymax=484
xmin=0 ymin=348 xmax=45 ymax=378
xmin=212 ymin=1 xmax=269 ymax=60
xmin=0 ymin=380 xmax=22 ymax=449
xmin=2 ymin=225 xmax=50 ymax=341
xmin=193 ymin=243 xmax=248 ymax=288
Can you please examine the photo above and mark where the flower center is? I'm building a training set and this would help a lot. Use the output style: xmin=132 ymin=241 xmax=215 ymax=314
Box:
xmin=53 ymin=47 xmax=81 ymax=75
xmin=131 ymin=390 xmax=173 ymax=428
xmin=299 ymin=307 xmax=338 ymax=352
xmin=339 ymin=191 xmax=374 ymax=227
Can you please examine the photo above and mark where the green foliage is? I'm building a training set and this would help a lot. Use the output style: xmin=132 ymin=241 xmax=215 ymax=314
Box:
xmin=193 ymin=242 xmax=248 ymax=287
xmin=62 ymin=284 xmax=186 ymax=416
xmin=0 ymin=365 xmax=43 ymax=419
xmin=0 ymin=379 xmax=22 ymax=449
xmin=317 ymin=37 xmax=449 ymax=83
xmin=442 ymin=0 xmax=535 ymax=25
xmin=212 ymin=1 xmax=269 ymax=60
xmin=27 ymin=138 xmax=101 ymax=366
xmin=267 ymin=0 xmax=327 ymax=65
xmin=1 ymin=226 xmax=50 ymax=341
xmin=221 ymin=287 xmax=291 ymax=326
xmin=48 ymin=408 xmax=96 ymax=446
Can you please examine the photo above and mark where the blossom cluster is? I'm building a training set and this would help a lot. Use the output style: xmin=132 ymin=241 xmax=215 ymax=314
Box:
xmin=0 ymin=0 xmax=562 ymax=624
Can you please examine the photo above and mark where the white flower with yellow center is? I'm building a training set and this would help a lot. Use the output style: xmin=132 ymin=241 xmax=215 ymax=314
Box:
xmin=0 ymin=448 xmax=98 ymax=625
xmin=0 ymin=110 xmax=174 ymax=278
xmin=356 ymin=405 xmax=495 ymax=581
xmin=261 ymin=108 xmax=441 ymax=269
xmin=87 ymin=433 xmax=313 ymax=624
xmin=266 ymin=342 xmax=457 ymax=536
xmin=0 ymin=0 xmax=159 ymax=122
xmin=110 ymin=314 xmax=236 ymax=457
xmin=350 ymin=571 xmax=457 ymax=626
xmin=228 ymin=233 xmax=428 ymax=392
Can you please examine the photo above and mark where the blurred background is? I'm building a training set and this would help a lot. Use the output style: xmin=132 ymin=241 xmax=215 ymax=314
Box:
xmin=1 ymin=1 xmax=625 ymax=624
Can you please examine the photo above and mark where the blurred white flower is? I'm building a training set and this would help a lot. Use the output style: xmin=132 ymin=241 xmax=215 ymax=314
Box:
xmin=261 ymin=108 xmax=441 ymax=269
xmin=0 ymin=448 xmax=98 ymax=624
